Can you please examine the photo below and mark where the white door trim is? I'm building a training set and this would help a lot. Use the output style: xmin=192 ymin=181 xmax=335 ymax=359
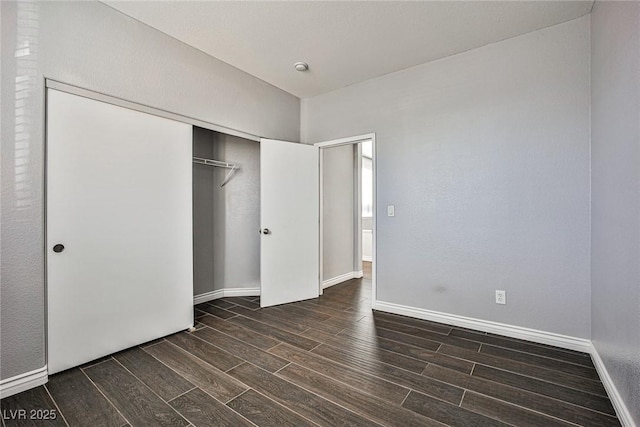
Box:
xmin=314 ymin=134 xmax=376 ymax=303
xmin=315 ymin=133 xmax=376 ymax=148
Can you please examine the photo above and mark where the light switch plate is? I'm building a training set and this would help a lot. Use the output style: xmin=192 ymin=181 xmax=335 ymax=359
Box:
xmin=387 ymin=205 xmax=395 ymax=217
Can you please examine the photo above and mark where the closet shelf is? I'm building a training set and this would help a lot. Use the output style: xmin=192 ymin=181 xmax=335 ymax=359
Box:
xmin=192 ymin=156 xmax=239 ymax=187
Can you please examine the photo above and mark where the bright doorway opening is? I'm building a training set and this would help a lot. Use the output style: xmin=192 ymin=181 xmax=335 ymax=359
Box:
xmin=316 ymin=134 xmax=376 ymax=304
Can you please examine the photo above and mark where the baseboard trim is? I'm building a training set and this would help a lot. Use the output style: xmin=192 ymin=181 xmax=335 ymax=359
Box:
xmin=194 ymin=290 xmax=223 ymax=304
xmin=372 ymin=300 xmax=592 ymax=353
xmin=223 ymin=287 xmax=261 ymax=298
xmin=0 ymin=366 xmax=48 ymax=399
xmin=322 ymin=271 xmax=361 ymax=289
xmin=590 ymin=344 xmax=636 ymax=427
xmin=194 ymin=287 xmax=260 ymax=304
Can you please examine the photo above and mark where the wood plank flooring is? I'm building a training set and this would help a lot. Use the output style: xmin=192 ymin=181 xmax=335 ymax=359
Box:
xmin=1 ymin=264 xmax=620 ymax=426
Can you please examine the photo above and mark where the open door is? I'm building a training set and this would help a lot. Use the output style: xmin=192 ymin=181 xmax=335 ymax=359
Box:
xmin=260 ymin=139 xmax=319 ymax=307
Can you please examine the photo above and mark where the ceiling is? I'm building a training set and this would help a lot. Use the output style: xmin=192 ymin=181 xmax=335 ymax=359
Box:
xmin=104 ymin=1 xmax=593 ymax=99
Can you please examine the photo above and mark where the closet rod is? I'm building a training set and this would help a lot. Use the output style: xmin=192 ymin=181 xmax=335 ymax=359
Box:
xmin=192 ymin=156 xmax=239 ymax=187
xmin=192 ymin=156 xmax=236 ymax=169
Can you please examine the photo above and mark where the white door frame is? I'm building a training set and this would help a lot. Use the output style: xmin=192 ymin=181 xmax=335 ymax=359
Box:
xmin=314 ymin=133 xmax=376 ymax=303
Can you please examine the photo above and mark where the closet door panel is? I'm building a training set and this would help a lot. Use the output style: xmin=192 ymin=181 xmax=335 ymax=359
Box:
xmin=47 ymin=89 xmax=193 ymax=374
xmin=260 ymin=139 xmax=319 ymax=307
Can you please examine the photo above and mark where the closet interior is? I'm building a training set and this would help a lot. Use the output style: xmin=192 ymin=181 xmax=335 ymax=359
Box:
xmin=192 ymin=126 xmax=261 ymax=301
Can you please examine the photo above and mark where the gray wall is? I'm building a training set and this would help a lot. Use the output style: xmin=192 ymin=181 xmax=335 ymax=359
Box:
xmin=591 ymin=1 xmax=640 ymax=423
xmin=322 ymin=145 xmax=356 ymax=280
xmin=193 ymin=128 xmax=216 ymax=296
xmin=303 ymin=17 xmax=591 ymax=338
xmin=193 ymin=128 xmax=261 ymax=296
xmin=1 ymin=1 xmax=299 ymax=381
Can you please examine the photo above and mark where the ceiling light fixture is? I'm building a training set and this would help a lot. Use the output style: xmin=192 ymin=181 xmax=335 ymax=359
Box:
xmin=294 ymin=62 xmax=309 ymax=72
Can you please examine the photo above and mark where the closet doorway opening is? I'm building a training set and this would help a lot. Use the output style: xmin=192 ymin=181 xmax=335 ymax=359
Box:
xmin=192 ymin=126 xmax=261 ymax=304
xmin=316 ymin=134 xmax=377 ymax=307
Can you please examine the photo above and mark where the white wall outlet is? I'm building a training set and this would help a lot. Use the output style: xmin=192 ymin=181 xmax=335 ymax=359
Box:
xmin=387 ymin=205 xmax=395 ymax=217
xmin=495 ymin=290 xmax=506 ymax=305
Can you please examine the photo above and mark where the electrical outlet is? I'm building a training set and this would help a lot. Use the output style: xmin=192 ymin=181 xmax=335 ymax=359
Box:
xmin=495 ymin=290 xmax=506 ymax=305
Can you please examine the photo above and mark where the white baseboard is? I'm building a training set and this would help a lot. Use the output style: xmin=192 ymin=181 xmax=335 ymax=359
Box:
xmin=590 ymin=344 xmax=637 ymax=427
xmin=194 ymin=287 xmax=260 ymax=304
xmin=0 ymin=366 xmax=48 ymax=399
xmin=322 ymin=271 xmax=361 ymax=289
xmin=194 ymin=289 xmax=224 ymax=304
xmin=372 ymin=300 xmax=592 ymax=353
xmin=362 ymin=256 xmax=372 ymax=262
xmin=223 ymin=287 xmax=261 ymax=297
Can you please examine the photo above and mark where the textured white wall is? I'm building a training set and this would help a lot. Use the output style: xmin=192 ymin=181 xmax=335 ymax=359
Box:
xmin=303 ymin=17 xmax=591 ymax=338
xmin=322 ymin=145 xmax=356 ymax=281
xmin=0 ymin=0 xmax=299 ymax=381
xmin=591 ymin=1 xmax=640 ymax=424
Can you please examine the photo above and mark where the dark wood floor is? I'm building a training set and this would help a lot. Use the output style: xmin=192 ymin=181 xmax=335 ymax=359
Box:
xmin=2 ymin=264 xmax=619 ymax=426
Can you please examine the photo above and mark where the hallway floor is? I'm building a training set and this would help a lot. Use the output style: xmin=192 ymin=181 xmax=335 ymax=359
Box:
xmin=1 ymin=270 xmax=619 ymax=426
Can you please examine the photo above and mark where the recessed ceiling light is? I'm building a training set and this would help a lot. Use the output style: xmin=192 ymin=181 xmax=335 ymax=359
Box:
xmin=294 ymin=62 xmax=309 ymax=72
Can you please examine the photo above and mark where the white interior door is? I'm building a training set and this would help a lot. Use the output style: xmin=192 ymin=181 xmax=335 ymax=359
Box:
xmin=260 ymin=139 xmax=319 ymax=307
xmin=47 ymin=89 xmax=193 ymax=374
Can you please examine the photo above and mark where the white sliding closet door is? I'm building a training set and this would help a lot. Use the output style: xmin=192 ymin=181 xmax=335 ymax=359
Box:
xmin=47 ymin=89 xmax=193 ymax=374
xmin=260 ymin=139 xmax=319 ymax=307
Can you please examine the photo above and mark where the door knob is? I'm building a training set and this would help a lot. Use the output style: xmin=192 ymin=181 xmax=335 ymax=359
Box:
xmin=262 ymin=228 xmax=271 ymax=235
xmin=53 ymin=244 xmax=65 ymax=253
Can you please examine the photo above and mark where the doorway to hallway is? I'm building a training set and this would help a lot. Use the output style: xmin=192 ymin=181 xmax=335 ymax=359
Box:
xmin=316 ymin=134 xmax=376 ymax=304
